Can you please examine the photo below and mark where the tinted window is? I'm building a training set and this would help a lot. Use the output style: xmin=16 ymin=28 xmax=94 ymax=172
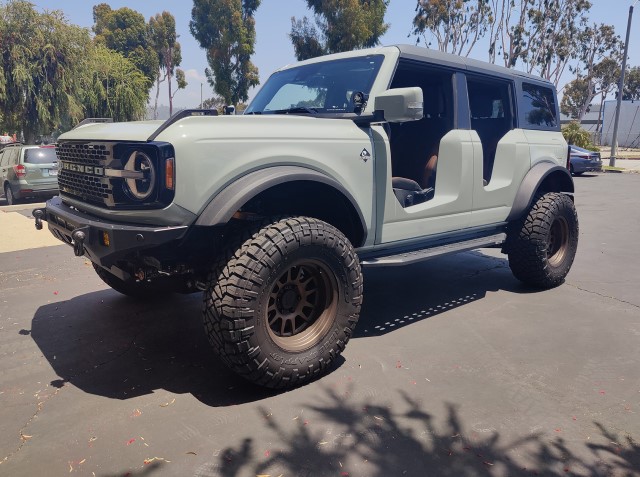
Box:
xmin=521 ymin=83 xmax=558 ymax=128
xmin=24 ymin=148 xmax=56 ymax=164
xmin=468 ymin=80 xmax=513 ymax=121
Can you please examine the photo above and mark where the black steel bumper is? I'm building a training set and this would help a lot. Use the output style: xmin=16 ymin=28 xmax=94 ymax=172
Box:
xmin=34 ymin=196 xmax=188 ymax=267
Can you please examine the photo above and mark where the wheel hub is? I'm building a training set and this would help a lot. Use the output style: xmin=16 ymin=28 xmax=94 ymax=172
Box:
xmin=277 ymin=285 xmax=300 ymax=313
xmin=265 ymin=260 xmax=338 ymax=352
xmin=547 ymin=216 xmax=569 ymax=267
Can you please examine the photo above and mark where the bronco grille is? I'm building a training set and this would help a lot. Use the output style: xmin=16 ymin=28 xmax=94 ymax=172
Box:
xmin=55 ymin=140 xmax=175 ymax=210
xmin=56 ymin=142 xmax=115 ymax=207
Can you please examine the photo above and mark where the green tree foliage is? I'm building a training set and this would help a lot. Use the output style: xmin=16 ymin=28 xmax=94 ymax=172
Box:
xmin=79 ymin=44 xmax=150 ymax=122
xmin=623 ymin=66 xmax=640 ymax=101
xmin=92 ymin=3 xmax=158 ymax=88
xmin=413 ymin=0 xmax=490 ymax=57
xmin=190 ymin=0 xmax=261 ymax=106
xmin=149 ymin=11 xmax=187 ymax=117
xmin=0 ymin=0 xmax=89 ymax=143
xmin=561 ymin=77 xmax=590 ymax=119
xmin=290 ymin=0 xmax=389 ymax=61
xmin=570 ymin=23 xmax=621 ymax=119
xmin=562 ymin=121 xmax=596 ymax=150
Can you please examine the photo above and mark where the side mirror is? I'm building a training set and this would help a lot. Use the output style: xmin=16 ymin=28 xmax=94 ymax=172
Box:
xmin=373 ymin=87 xmax=423 ymax=123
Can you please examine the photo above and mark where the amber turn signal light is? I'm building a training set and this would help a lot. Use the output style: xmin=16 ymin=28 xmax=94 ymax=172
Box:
xmin=165 ymin=158 xmax=175 ymax=190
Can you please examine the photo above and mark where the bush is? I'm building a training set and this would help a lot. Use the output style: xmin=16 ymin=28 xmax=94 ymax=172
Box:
xmin=562 ymin=121 xmax=598 ymax=150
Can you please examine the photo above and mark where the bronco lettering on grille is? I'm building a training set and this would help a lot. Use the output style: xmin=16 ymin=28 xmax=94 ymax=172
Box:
xmin=61 ymin=162 xmax=105 ymax=176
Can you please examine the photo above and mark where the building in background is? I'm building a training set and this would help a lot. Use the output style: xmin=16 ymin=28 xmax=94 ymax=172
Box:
xmin=601 ymin=100 xmax=640 ymax=148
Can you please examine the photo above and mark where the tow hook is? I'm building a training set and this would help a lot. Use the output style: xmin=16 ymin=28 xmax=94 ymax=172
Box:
xmin=33 ymin=209 xmax=45 ymax=230
xmin=71 ymin=226 xmax=90 ymax=257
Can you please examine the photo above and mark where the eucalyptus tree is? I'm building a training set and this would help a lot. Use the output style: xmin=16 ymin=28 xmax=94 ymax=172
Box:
xmin=149 ymin=11 xmax=187 ymax=117
xmin=190 ymin=0 xmax=261 ymax=105
xmin=0 ymin=0 xmax=88 ymax=143
xmin=290 ymin=0 xmax=389 ymax=60
xmin=623 ymin=67 xmax=640 ymax=101
xmin=412 ymin=0 xmax=490 ymax=57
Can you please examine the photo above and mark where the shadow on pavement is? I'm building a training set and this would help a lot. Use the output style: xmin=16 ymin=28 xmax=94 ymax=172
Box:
xmin=199 ymin=386 xmax=640 ymax=477
xmin=357 ymin=250 xmax=540 ymax=337
xmin=30 ymin=290 xmax=285 ymax=407
xmin=30 ymin=250 xmax=542 ymax=408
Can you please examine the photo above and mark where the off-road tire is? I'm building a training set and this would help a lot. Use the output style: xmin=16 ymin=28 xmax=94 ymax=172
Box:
xmin=92 ymin=263 xmax=174 ymax=299
xmin=507 ymin=192 xmax=578 ymax=288
xmin=203 ymin=217 xmax=363 ymax=389
xmin=4 ymin=184 xmax=17 ymax=205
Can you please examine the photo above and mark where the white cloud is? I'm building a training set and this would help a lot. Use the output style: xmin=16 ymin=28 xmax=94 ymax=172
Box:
xmin=183 ymin=68 xmax=207 ymax=83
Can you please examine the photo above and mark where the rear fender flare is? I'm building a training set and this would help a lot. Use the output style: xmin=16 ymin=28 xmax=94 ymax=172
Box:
xmin=506 ymin=162 xmax=574 ymax=222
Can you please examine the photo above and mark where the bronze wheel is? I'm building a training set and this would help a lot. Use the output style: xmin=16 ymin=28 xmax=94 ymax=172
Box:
xmin=507 ymin=192 xmax=578 ymax=289
xmin=547 ymin=216 xmax=569 ymax=268
xmin=266 ymin=260 xmax=338 ymax=352
xmin=203 ymin=217 xmax=363 ymax=389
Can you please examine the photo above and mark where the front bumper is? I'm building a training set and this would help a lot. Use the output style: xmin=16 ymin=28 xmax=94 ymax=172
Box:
xmin=34 ymin=196 xmax=188 ymax=267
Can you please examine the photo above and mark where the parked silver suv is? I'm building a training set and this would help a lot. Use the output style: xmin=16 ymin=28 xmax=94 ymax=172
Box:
xmin=1 ymin=144 xmax=58 ymax=205
xmin=35 ymin=45 xmax=577 ymax=389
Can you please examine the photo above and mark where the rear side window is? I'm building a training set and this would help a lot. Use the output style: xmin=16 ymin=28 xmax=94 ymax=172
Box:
xmin=24 ymin=148 xmax=56 ymax=164
xmin=520 ymin=83 xmax=558 ymax=129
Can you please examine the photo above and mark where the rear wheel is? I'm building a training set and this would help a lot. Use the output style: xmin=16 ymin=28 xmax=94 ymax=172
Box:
xmin=507 ymin=193 xmax=578 ymax=288
xmin=203 ymin=217 xmax=363 ymax=389
xmin=4 ymin=184 xmax=18 ymax=205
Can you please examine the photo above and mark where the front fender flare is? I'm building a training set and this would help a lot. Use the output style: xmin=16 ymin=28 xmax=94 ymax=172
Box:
xmin=195 ymin=165 xmax=367 ymax=239
xmin=506 ymin=162 xmax=574 ymax=222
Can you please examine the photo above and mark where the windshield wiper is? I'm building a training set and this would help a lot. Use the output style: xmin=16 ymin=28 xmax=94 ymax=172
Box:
xmin=269 ymin=107 xmax=319 ymax=115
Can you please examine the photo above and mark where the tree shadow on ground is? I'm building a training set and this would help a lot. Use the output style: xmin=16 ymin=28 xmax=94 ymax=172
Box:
xmin=203 ymin=386 xmax=640 ymax=477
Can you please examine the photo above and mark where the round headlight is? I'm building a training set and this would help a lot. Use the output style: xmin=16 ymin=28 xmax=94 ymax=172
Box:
xmin=124 ymin=150 xmax=155 ymax=201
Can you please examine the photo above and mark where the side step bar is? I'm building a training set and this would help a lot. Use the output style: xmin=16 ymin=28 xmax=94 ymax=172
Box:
xmin=360 ymin=233 xmax=506 ymax=267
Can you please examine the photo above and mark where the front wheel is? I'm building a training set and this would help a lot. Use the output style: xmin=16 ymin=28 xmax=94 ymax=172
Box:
xmin=507 ymin=193 xmax=578 ymax=289
xmin=203 ymin=217 xmax=363 ymax=389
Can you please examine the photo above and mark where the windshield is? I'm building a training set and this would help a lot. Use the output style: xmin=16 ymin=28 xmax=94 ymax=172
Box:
xmin=24 ymin=147 xmax=57 ymax=164
xmin=245 ymin=55 xmax=384 ymax=115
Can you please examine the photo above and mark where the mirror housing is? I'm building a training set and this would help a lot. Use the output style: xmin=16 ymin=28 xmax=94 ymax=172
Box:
xmin=373 ymin=87 xmax=423 ymax=123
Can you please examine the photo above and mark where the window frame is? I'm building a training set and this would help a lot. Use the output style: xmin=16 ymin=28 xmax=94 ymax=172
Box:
xmin=465 ymin=74 xmax=516 ymax=129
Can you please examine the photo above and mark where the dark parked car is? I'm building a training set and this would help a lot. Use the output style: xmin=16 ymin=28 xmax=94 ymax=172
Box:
xmin=0 ymin=144 xmax=58 ymax=205
xmin=569 ymin=145 xmax=602 ymax=176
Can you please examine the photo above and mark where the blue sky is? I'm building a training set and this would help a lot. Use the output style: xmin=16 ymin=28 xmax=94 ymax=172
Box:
xmin=30 ymin=1 xmax=640 ymax=108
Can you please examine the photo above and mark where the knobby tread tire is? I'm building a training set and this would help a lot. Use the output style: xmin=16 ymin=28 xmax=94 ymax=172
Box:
xmin=203 ymin=217 xmax=363 ymax=389
xmin=507 ymin=192 xmax=578 ymax=289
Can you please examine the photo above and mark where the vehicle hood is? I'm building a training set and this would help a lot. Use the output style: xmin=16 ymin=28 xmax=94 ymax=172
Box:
xmin=58 ymin=120 xmax=165 ymax=142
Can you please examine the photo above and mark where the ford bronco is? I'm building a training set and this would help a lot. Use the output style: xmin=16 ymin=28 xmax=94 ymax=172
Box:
xmin=34 ymin=45 xmax=578 ymax=389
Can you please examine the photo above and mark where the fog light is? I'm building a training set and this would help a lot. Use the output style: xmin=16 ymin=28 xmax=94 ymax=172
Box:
xmin=100 ymin=231 xmax=110 ymax=247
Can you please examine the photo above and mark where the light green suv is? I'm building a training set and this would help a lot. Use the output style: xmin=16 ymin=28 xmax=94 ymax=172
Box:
xmin=35 ymin=45 xmax=577 ymax=389
xmin=1 ymin=144 xmax=58 ymax=205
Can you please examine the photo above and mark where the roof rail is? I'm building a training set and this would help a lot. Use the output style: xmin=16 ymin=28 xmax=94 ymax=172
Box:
xmin=147 ymin=109 xmax=219 ymax=142
xmin=74 ymin=118 xmax=113 ymax=129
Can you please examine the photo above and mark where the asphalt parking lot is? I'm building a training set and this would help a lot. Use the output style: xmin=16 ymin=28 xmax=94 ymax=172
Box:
xmin=1 ymin=173 xmax=639 ymax=477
